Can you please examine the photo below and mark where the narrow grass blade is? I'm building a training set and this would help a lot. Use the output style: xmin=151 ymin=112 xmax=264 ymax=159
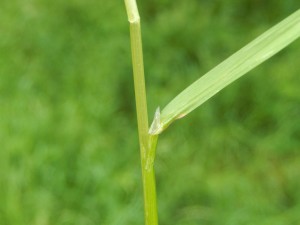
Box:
xmin=149 ymin=9 xmax=300 ymax=135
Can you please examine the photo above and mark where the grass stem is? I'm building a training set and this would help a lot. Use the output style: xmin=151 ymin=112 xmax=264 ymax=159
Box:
xmin=124 ymin=0 xmax=159 ymax=224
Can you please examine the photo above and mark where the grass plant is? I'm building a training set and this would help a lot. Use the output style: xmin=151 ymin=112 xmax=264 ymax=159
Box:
xmin=124 ymin=1 xmax=300 ymax=225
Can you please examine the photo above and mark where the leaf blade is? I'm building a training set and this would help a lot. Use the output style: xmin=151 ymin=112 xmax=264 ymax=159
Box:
xmin=149 ymin=9 xmax=300 ymax=135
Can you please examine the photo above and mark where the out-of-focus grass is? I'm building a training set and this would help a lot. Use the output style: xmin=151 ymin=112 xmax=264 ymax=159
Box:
xmin=0 ymin=1 xmax=299 ymax=225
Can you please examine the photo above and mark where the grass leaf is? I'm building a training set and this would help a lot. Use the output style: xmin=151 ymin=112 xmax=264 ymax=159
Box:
xmin=149 ymin=9 xmax=300 ymax=135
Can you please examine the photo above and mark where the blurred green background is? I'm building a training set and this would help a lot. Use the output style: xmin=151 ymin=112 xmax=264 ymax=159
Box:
xmin=0 ymin=0 xmax=299 ymax=224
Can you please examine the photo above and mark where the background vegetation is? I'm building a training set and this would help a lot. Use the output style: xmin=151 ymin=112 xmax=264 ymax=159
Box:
xmin=0 ymin=0 xmax=299 ymax=224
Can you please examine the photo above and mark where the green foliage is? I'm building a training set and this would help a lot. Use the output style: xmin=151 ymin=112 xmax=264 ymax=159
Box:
xmin=0 ymin=1 xmax=299 ymax=225
xmin=149 ymin=9 xmax=300 ymax=134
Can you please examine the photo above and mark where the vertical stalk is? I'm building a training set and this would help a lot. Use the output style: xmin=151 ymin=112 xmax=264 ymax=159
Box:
xmin=124 ymin=1 xmax=159 ymax=225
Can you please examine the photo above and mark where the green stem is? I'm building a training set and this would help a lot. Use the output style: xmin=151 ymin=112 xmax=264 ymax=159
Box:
xmin=124 ymin=1 xmax=159 ymax=225
xmin=143 ymin=134 xmax=158 ymax=225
